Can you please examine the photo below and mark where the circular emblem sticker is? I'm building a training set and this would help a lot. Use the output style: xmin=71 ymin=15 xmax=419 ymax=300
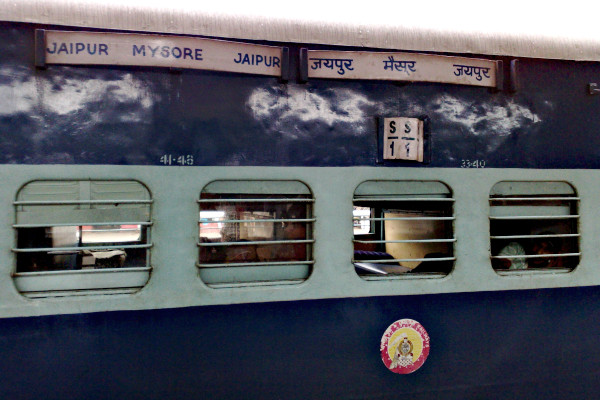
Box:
xmin=380 ymin=319 xmax=430 ymax=374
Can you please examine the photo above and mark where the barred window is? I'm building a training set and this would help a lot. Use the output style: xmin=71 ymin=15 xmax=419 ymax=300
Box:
xmin=353 ymin=181 xmax=455 ymax=279
xmin=13 ymin=180 xmax=152 ymax=298
xmin=490 ymin=181 xmax=580 ymax=274
xmin=197 ymin=180 xmax=314 ymax=287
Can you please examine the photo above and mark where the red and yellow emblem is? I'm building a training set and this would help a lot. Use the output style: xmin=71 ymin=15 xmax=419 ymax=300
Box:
xmin=380 ymin=319 xmax=430 ymax=374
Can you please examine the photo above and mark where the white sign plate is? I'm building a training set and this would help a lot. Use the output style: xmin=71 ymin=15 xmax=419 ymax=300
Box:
xmin=308 ymin=50 xmax=497 ymax=88
xmin=383 ymin=118 xmax=424 ymax=162
xmin=42 ymin=30 xmax=284 ymax=77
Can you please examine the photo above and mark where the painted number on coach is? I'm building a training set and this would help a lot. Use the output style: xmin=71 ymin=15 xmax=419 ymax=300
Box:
xmin=460 ymin=159 xmax=486 ymax=168
xmin=160 ymin=155 xmax=194 ymax=166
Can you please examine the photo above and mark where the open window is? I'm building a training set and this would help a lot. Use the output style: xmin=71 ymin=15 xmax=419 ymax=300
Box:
xmin=197 ymin=180 xmax=314 ymax=287
xmin=490 ymin=181 xmax=580 ymax=275
xmin=13 ymin=180 xmax=152 ymax=298
xmin=353 ymin=181 xmax=455 ymax=279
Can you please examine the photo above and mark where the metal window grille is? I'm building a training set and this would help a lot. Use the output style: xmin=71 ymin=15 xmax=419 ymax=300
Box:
xmin=197 ymin=181 xmax=314 ymax=287
xmin=12 ymin=180 xmax=153 ymax=297
xmin=489 ymin=181 xmax=580 ymax=274
xmin=353 ymin=181 xmax=455 ymax=278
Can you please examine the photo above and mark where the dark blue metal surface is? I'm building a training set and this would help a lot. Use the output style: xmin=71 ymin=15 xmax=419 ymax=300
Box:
xmin=1 ymin=22 xmax=600 ymax=169
xmin=0 ymin=286 xmax=598 ymax=399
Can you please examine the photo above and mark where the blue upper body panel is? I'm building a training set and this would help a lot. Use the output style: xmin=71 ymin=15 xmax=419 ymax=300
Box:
xmin=1 ymin=22 xmax=599 ymax=169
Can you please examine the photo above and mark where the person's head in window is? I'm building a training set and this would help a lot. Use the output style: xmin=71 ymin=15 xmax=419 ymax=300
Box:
xmin=529 ymin=233 xmax=561 ymax=268
xmin=283 ymin=221 xmax=306 ymax=240
xmin=283 ymin=203 xmax=307 ymax=240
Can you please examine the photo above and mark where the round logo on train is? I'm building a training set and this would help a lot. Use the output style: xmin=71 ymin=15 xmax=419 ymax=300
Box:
xmin=380 ymin=319 xmax=430 ymax=374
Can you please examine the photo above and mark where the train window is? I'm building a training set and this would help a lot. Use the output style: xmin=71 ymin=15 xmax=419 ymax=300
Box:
xmin=353 ymin=181 xmax=455 ymax=279
xmin=197 ymin=180 xmax=314 ymax=287
xmin=490 ymin=181 xmax=580 ymax=274
xmin=13 ymin=180 xmax=152 ymax=298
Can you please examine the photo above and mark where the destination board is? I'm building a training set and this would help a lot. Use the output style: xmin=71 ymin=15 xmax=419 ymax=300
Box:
xmin=306 ymin=50 xmax=498 ymax=88
xmin=37 ymin=30 xmax=285 ymax=77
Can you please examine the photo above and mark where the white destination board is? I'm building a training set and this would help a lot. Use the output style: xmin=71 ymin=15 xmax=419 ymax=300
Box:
xmin=383 ymin=118 xmax=424 ymax=162
xmin=41 ymin=30 xmax=284 ymax=77
xmin=308 ymin=50 xmax=498 ymax=88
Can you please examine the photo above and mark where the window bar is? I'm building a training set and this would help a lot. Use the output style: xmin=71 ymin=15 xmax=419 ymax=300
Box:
xmin=13 ymin=221 xmax=152 ymax=228
xmin=14 ymin=199 xmax=153 ymax=205
xmin=198 ymin=198 xmax=314 ymax=203
xmin=353 ymin=197 xmax=454 ymax=202
xmin=489 ymin=215 xmax=579 ymax=220
xmin=353 ymin=238 xmax=456 ymax=244
xmin=489 ymin=197 xmax=579 ymax=201
xmin=145 ymin=224 xmax=152 ymax=269
xmin=196 ymin=260 xmax=315 ymax=268
xmin=198 ymin=218 xmax=316 ymax=224
xmin=352 ymin=257 xmax=456 ymax=263
xmin=490 ymin=252 xmax=581 ymax=259
xmin=490 ymin=233 xmax=580 ymax=239
xmin=362 ymin=216 xmax=455 ymax=221
xmin=13 ymin=266 xmax=153 ymax=276
xmin=197 ymin=239 xmax=315 ymax=247
xmin=12 ymin=243 xmax=153 ymax=253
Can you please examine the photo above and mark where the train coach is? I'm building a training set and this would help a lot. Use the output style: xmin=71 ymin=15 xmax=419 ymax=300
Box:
xmin=1 ymin=1 xmax=600 ymax=398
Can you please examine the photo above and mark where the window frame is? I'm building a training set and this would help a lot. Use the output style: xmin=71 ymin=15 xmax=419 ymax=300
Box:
xmin=489 ymin=180 xmax=580 ymax=276
xmin=352 ymin=180 xmax=456 ymax=280
xmin=197 ymin=180 xmax=315 ymax=288
xmin=12 ymin=179 xmax=153 ymax=298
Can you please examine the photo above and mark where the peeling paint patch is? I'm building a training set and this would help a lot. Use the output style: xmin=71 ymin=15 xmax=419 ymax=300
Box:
xmin=431 ymin=94 xmax=541 ymax=137
xmin=397 ymin=93 xmax=544 ymax=156
xmin=0 ymin=70 xmax=156 ymax=121
xmin=247 ymin=85 xmax=382 ymax=136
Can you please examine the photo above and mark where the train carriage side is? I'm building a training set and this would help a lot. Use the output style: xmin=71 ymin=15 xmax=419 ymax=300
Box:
xmin=1 ymin=6 xmax=600 ymax=399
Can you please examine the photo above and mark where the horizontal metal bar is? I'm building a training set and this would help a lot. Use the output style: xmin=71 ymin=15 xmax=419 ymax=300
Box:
xmin=196 ymin=260 xmax=315 ymax=268
xmin=199 ymin=218 xmax=316 ymax=224
xmin=14 ymin=221 xmax=152 ymax=228
xmin=13 ymin=266 xmax=152 ymax=277
xmin=358 ymin=217 xmax=455 ymax=221
xmin=20 ymin=288 xmax=141 ymax=299
xmin=83 ymin=228 xmax=140 ymax=232
xmin=491 ymin=252 xmax=580 ymax=259
xmin=496 ymin=268 xmax=573 ymax=276
xmin=352 ymin=257 xmax=456 ymax=263
xmin=490 ymin=215 xmax=579 ymax=220
xmin=353 ymin=238 xmax=456 ymax=244
xmin=198 ymin=239 xmax=314 ymax=247
xmin=362 ymin=273 xmax=446 ymax=281
xmin=353 ymin=197 xmax=454 ymax=202
xmin=490 ymin=233 xmax=580 ymax=239
xmin=14 ymin=199 xmax=153 ymax=205
xmin=198 ymin=198 xmax=314 ymax=203
xmin=12 ymin=243 xmax=153 ymax=253
xmin=490 ymin=197 xmax=579 ymax=201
